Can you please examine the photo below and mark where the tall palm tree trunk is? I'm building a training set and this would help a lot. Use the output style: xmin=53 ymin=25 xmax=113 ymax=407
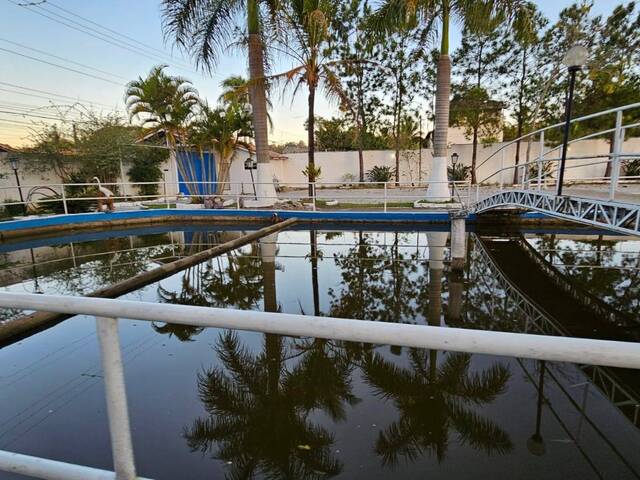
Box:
xmin=426 ymin=3 xmax=452 ymax=201
xmin=307 ymin=86 xmax=316 ymax=197
xmin=246 ymin=2 xmax=275 ymax=205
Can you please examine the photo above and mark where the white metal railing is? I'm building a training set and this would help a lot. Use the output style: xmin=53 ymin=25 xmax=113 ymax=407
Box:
xmin=0 ymin=180 xmax=471 ymax=216
xmin=0 ymin=291 xmax=639 ymax=480
xmin=476 ymin=103 xmax=640 ymax=202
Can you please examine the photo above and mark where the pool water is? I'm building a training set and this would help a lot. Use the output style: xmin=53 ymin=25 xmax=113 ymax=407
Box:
xmin=0 ymin=223 xmax=638 ymax=479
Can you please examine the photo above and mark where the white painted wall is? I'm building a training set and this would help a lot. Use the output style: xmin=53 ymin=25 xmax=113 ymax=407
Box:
xmin=226 ymin=137 xmax=640 ymax=187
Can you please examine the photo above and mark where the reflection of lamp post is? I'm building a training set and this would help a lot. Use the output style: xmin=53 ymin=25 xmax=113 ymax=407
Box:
xmin=244 ymin=157 xmax=258 ymax=199
xmin=557 ymin=46 xmax=588 ymax=196
xmin=9 ymin=156 xmax=26 ymax=215
xmin=527 ymin=360 xmax=546 ymax=456
xmin=450 ymin=152 xmax=459 ymax=197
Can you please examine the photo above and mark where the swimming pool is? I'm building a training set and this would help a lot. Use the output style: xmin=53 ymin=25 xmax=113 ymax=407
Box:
xmin=0 ymin=222 xmax=638 ymax=479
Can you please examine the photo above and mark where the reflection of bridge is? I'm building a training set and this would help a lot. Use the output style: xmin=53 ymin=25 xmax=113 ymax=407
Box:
xmin=472 ymin=235 xmax=640 ymax=430
xmin=470 ymin=103 xmax=640 ymax=236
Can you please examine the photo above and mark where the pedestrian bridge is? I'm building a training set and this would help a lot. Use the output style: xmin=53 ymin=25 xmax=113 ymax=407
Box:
xmin=469 ymin=102 xmax=640 ymax=236
xmin=472 ymin=190 xmax=640 ymax=236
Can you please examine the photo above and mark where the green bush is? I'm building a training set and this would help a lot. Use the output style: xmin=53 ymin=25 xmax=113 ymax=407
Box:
xmin=366 ymin=165 xmax=395 ymax=183
xmin=447 ymin=163 xmax=471 ymax=181
xmin=1 ymin=199 xmax=24 ymax=217
xmin=302 ymin=164 xmax=322 ymax=183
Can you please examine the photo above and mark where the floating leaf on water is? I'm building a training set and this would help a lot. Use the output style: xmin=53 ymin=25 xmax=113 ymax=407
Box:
xmin=297 ymin=444 xmax=312 ymax=450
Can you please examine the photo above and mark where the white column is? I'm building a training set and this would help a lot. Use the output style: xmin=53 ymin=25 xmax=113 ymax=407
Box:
xmin=450 ymin=212 xmax=467 ymax=271
xmin=246 ymin=155 xmax=278 ymax=208
xmin=425 ymin=156 xmax=452 ymax=202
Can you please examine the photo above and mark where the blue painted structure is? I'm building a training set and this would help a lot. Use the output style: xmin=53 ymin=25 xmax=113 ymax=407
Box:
xmin=176 ymin=151 xmax=217 ymax=196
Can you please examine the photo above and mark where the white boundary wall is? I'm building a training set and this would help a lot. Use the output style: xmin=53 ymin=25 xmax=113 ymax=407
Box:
xmin=229 ymin=137 xmax=640 ymax=187
xmin=2 ymin=136 xmax=639 ymax=202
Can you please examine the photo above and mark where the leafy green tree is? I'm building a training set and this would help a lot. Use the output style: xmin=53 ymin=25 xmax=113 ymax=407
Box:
xmin=332 ymin=0 xmax=384 ymax=181
xmin=450 ymin=85 xmax=503 ymax=183
xmin=453 ymin=16 xmax=510 ymax=183
xmin=161 ymin=0 xmax=276 ymax=188
xmin=375 ymin=30 xmax=422 ymax=184
xmin=501 ymin=2 xmax=547 ymax=182
xmin=315 ymin=116 xmax=355 ymax=151
xmin=372 ymin=0 xmax=520 ymax=194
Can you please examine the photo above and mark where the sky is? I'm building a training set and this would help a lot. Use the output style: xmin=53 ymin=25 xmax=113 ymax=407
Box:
xmin=0 ymin=0 xmax=624 ymax=147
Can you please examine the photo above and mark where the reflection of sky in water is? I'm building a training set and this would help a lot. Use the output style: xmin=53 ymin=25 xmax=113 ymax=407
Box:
xmin=0 ymin=226 xmax=639 ymax=478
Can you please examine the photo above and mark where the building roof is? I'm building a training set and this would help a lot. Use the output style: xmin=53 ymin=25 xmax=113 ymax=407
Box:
xmin=0 ymin=143 xmax=16 ymax=153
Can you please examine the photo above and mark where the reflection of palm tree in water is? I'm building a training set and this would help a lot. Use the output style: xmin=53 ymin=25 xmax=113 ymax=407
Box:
xmin=362 ymin=232 xmax=512 ymax=467
xmin=363 ymin=350 xmax=513 ymax=466
xmin=154 ymin=233 xmax=264 ymax=341
xmin=184 ymin=233 xmax=357 ymax=478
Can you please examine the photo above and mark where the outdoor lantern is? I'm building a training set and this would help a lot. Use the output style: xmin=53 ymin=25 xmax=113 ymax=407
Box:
xmin=451 ymin=152 xmax=459 ymax=166
xmin=562 ymin=45 xmax=588 ymax=70
xmin=9 ymin=156 xmax=18 ymax=171
xmin=244 ymin=157 xmax=257 ymax=170
xmin=557 ymin=45 xmax=588 ymax=196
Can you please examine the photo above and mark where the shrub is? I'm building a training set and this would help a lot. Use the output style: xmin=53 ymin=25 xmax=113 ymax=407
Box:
xmin=302 ymin=164 xmax=322 ymax=183
xmin=366 ymin=165 xmax=395 ymax=183
xmin=1 ymin=199 xmax=24 ymax=217
xmin=624 ymin=159 xmax=640 ymax=177
xmin=447 ymin=163 xmax=471 ymax=181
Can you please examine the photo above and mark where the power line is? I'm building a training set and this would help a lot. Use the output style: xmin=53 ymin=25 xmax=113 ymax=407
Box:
xmin=0 ymin=110 xmax=92 ymax=122
xmin=0 ymin=37 xmax=127 ymax=80
xmin=45 ymin=0 xmax=187 ymax=63
xmin=0 ymin=46 xmax=123 ymax=86
xmin=0 ymin=82 xmax=117 ymax=108
xmin=9 ymin=0 xmax=211 ymax=78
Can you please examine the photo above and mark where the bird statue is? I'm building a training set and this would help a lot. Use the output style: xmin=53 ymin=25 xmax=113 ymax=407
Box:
xmin=93 ymin=177 xmax=115 ymax=212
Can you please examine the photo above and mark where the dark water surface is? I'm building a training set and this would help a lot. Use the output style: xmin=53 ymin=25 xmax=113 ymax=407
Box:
xmin=0 ymin=224 xmax=638 ymax=479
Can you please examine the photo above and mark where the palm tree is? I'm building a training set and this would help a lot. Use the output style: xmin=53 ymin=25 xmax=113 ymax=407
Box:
xmin=372 ymin=0 xmax=522 ymax=200
xmin=190 ymin=101 xmax=253 ymax=194
xmin=274 ymin=0 xmax=348 ymax=196
xmin=161 ymin=0 xmax=278 ymax=205
xmin=363 ymin=349 xmax=513 ymax=465
xmin=124 ymin=65 xmax=200 ymax=194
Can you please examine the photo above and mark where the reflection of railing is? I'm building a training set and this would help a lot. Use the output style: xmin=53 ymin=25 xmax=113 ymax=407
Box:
xmin=514 ymin=236 xmax=639 ymax=329
xmin=472 ymin=236 xmax=640 ymax=429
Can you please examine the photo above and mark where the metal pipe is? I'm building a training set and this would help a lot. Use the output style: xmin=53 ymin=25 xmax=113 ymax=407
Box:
xmin=96 ymin=316 xmax=137 ymax=480
xmin=0 ymin=450 xmax=152 ymax=480
xmin=1 ymin=292 xmax=640 ymax=370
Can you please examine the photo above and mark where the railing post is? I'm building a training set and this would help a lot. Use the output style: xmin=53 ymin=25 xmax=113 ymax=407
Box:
xmin=236 ymin=194 xmax=241 ymax=209
xmin=312 ymin=182 xmax=316 ymax=211
xmin=499 ymin=150 xmax=504 ymax=190
xmin=61 ymin=184 xmax=68 ymax=215
xmin=537 ymin=131 xmax=544 ymax=191
xmin=383 ymin=182 xmax=388 ymax=212
xmin=609 ymin=110 xmax=624 ymax=201
xmin=96 ymin=316 xmax=137 ymax=480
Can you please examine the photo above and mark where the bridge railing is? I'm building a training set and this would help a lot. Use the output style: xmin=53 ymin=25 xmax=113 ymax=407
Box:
xmin=476 ymin=103 xmax=640 ymax=202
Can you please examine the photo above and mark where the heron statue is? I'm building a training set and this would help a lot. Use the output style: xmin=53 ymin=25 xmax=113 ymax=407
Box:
xmin=93 ymin=177 xmax=115 ymax=212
